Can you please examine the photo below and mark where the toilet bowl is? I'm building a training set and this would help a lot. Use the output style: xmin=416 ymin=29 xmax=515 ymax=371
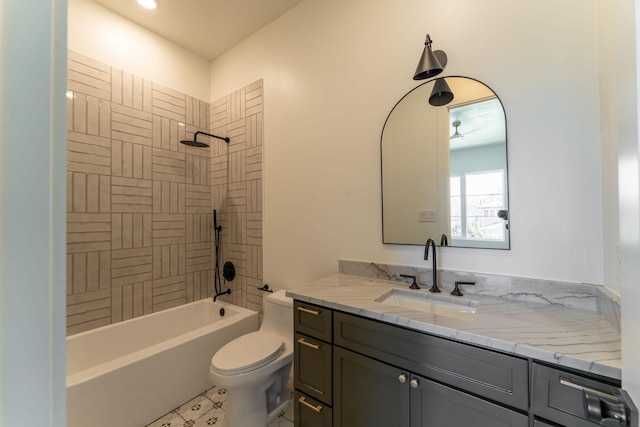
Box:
xmin=209 ymin=290 xmax=293 ymax=427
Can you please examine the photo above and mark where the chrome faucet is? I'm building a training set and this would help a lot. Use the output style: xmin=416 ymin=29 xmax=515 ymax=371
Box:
xmin=424 ymin=238 xmax=441 ymax=293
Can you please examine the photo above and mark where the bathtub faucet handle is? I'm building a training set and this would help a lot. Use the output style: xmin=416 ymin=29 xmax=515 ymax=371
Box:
xmin=258 ymin=284 xmax=273 ymax=293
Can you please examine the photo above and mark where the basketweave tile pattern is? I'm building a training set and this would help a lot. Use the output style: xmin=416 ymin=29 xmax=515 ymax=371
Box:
xmin=66 ymin=51 xmax=215 ymax=335
xmin=210 ymin=80 xmax=264 ymax=313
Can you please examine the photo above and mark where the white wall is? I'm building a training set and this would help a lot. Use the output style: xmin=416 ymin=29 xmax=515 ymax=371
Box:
xmin=622 ymin=9 xmax=640 ymax=403
xmin=0 ymin=0 xmax=67 ymax=425
xmin=600 ymin=1 xmax=626 ymax=296
xmin=209 ymin=0 xmax=604 ymax=287
xmin=68 ymin=0 xmax=210 ymax=100
xmin=613 ymin=0 xmax=640 ymax=404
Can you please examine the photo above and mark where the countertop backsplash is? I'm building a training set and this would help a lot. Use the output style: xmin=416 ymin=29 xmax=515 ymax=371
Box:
xmin=338 ymin=259 xmax=621 ymax=333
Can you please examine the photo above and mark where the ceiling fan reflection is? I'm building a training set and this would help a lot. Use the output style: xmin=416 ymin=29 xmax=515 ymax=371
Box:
xmin=450 ymin=120 xmax=485 ymax=141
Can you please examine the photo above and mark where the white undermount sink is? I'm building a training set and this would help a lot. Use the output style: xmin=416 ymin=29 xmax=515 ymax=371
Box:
xmin=375 ymin=288 xmax=477 ymax=320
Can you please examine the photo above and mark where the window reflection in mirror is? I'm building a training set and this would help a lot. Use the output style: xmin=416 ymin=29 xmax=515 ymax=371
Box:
xmin=381 ymin=77 xmax=509 ymax=249
xmin=448 ymin=98 xmax=508 ymax=247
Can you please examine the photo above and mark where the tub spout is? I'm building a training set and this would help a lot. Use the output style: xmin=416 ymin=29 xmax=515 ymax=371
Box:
xmin=213 ymin=289 xmax=231 ymax=302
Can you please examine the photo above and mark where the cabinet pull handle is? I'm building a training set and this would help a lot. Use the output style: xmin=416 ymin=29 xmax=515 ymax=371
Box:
xmin=298 ymin=337 xmax=321 ymax=350
xmin=398 ymin=373 xmax=407 ymax=384
xmin=410 ymin=378 xmax=419 ymax=389
xmin=297 ymin=306 xmax=321 ymax=316
xmin=299 ymin=396 xmax=323 ymax=413
xmin=560 ymin=377 xmax=617 ymax=399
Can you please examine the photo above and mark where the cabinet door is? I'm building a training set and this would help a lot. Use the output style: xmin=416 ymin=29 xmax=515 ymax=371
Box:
xmin=333 ymin=347 xmax=410 ymax=427
xmin=412 ymin=376 xmax=529 ymax=427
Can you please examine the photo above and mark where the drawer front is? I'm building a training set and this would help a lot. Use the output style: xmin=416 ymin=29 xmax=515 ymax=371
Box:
xmin=333 ymin=311 xmax=528 ymax=411
xmin=294 ymin=332 xmax=332 ymax=404
xmin=532 ymin=363 xmax=621 ymax=426
xmin=294 ymin=301 xmax=332 ymax=342
xmin=295 ymin=390 xmax=333 ymax=427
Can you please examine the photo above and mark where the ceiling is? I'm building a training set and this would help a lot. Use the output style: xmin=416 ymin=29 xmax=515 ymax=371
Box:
xmin=92 ymin=0 xmax=304 ymax=61
xmin=449 ymin=98 xmax=505 ymax=151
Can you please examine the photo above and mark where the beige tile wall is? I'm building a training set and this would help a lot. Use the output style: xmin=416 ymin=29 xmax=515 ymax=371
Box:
xmin=66 ymin=51 xmax=215 ymax=335
xmin=210 ymin=80 xmax=264 ymax=313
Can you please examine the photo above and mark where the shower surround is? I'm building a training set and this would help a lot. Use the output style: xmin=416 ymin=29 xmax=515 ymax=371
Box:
xmin=65 ymin=50 xmax=264 ymax=334
xmin=210 ymin=80 xmax=264 ymax=313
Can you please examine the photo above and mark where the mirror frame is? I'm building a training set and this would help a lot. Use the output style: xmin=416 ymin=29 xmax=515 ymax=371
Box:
xmin=380 ymin=76 xmax=510 ymax=249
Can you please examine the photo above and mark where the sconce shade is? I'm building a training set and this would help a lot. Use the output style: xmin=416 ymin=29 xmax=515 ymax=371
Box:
xmin=429 ymin=78 xmax=454 ymax=106
xmin=413 ymin=34 xmax=447 ymax=80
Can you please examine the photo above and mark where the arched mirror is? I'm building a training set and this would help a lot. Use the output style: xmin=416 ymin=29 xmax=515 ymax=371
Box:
xmin=381 ymin=76 xmax=510 ymax=249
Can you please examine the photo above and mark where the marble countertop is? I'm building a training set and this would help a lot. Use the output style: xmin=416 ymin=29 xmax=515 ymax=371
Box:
xmin=286 ymin=273 xmax=621 ymax=380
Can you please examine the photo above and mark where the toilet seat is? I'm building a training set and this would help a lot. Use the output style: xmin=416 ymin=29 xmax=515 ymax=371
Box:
xmin=211 ymin=331 xmax=285 ymax=375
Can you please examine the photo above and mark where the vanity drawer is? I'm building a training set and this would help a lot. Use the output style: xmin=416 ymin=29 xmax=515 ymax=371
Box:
xmin=531 ymin=363 xmax=622 ymax=426
xmin=333 ymin=311 xmax=528 ymax=411
xmin=294 ymin=301 xmax=332 ymax=342
xmin=294 ymin=332 xmax=332 ymax=405
xmin=294 ymin=390 xmax=333 ymax=427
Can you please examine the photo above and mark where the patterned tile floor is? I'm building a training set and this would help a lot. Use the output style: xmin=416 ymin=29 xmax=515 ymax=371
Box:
xmin=146 ymin=384 xmax=294 ymax=427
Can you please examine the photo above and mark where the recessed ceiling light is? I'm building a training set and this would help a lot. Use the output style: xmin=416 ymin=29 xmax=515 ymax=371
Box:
xmin=137 ymin=0 xmax=157 ymax=10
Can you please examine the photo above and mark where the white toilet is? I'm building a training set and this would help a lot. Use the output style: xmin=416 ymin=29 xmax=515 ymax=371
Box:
xmin=209 ymin=290 xmax=293 ymax=427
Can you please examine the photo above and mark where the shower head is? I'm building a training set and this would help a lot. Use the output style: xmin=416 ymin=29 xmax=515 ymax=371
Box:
xmin=180 ymin=139 xmax=209 ymax=148
xmin=180 ymin=140 xmax=209 ymax=148
xmin=180 ymin=131 xmax=230 ymax=148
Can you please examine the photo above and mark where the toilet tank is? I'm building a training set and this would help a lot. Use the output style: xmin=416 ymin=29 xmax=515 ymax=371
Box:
xmin=260 ymin=290 xmax=293 ymax=341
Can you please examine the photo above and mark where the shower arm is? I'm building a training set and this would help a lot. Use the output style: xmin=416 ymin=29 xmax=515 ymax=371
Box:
xmin=194 ymin=131 xmax=230 ymax=143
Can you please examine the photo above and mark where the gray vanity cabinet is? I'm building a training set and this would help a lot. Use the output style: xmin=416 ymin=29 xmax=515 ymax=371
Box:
xmin=293 ymin=298 xmax=637 ymax=427
xmin=333 ymin=346 xmax=527 ymax=427
xmin=333 ymin=311 xmax=528 ymax=427
xmin=333 ymin=311 xmax=529 ymax=411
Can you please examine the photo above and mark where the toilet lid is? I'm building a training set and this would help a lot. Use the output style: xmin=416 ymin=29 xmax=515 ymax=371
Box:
xmin=211 ymin=331 xmax=285 ymax=375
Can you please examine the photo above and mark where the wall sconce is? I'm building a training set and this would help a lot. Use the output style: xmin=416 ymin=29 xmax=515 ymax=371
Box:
xmin=413 ymin=34 xmax=447 ymax=80
xmin=428 ymin=78 xmax=454 ymax=106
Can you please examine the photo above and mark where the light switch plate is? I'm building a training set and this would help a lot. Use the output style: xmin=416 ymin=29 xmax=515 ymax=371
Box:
xmin=418 ymin=209 xmax=437 ymax=222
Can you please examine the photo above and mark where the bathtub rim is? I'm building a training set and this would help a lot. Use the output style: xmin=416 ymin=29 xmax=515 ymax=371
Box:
xmin=67 ymin=298 xmax=249 ymax=340
xmin=67 ymin=299 xmax=258 ymax=387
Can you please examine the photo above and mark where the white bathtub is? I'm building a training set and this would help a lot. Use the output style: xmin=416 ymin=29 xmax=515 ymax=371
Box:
xmin=67 ymin=299 xmax=259 ymax=427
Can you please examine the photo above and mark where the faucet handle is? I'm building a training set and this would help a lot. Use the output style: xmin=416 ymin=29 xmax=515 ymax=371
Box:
xmin=451 ymin=281 xmax=475 ymax=297
xmin=400 ymin=274 xmax=420 ymax=290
